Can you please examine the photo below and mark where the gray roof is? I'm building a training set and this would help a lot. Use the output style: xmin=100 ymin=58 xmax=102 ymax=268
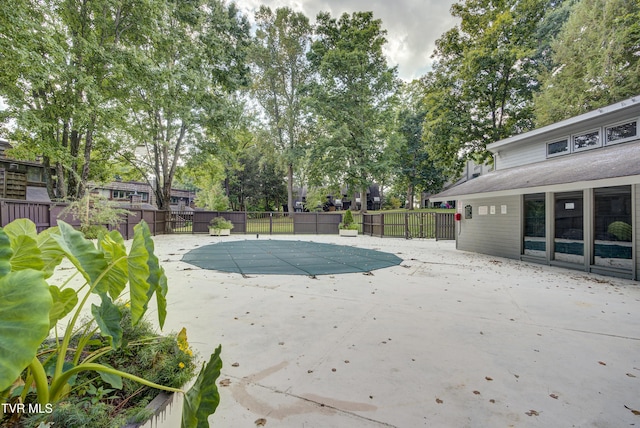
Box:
xmin=431 ymin=140 xmax=640 ymax=200
xmin=26 ymin=186 xmax=51 ymax=202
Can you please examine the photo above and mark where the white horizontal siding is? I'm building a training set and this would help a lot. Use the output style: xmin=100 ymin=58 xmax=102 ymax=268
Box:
xmin=495 ymin=143 xmax=546 ymax=170
xmin=636 ymin=184 xmax=639 ymax=280
xmin=456 ymin=196 xmax=521 ymax=259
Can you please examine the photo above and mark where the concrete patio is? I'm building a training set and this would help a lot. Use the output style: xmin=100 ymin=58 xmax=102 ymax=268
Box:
xmin=150 ymin=234 xmax=640 ymax=427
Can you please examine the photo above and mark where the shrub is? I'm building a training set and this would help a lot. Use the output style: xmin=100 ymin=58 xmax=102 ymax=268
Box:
xmin=209 ymin=217 xmax=234 ymax=230
xmin=339 ymin=209 xmax=358 ymax=230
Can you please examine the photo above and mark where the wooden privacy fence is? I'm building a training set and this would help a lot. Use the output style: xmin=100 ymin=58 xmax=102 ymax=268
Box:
xmin=0 ymin=199 xmax=167 ymax=239
xmin=0 ymin=199 xmax=455 ymax=240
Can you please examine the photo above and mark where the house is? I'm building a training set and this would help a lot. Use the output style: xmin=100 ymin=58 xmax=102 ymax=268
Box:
xmin=0 ymin=139 xmax=51 ymax=201
xmin=0 ymin=139 xmax=196 ymax=209
xmin=430 ymin=95 xmax=640 ymax=280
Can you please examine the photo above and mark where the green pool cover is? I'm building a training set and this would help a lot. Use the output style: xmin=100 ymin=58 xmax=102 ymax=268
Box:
xmin=182 ymin=240 xmax=403 ymax=275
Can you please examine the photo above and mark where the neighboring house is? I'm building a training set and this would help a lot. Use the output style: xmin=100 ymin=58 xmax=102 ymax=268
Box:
xmin=92 ymin=180 xmax=196 ymax=211
xmin=0 ymin=139 xmax=51 ymax=201
xmin=431 ymin=95 xmax=640 ymax=281
xmin=0 ymin=139 xmax=196 ymax=209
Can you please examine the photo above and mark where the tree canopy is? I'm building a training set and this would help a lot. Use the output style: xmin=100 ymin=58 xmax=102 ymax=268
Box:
xmin=307 ymin=11 xmax=399 ymax=211
xmin=1 ymin=0 xmax=639 ymax=210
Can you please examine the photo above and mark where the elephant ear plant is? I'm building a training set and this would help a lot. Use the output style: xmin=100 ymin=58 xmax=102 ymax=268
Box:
xmin=0 ymin=219 xmax=221 ymax=427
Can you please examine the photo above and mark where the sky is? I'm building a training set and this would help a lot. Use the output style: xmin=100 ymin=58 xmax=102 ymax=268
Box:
xmin=234 ymin=0 xmax=460 ymax=81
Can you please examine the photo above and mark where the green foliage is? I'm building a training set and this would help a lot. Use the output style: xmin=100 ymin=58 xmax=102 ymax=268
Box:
xmin=251 ymin=6 xmax=313 ymax=213
xmin=59 ymin=193 xmax=132 ymax=239
xmin=209 ymin=217 xmax=234 ymax=230
xmin=339 ymin=209 xmax=358 ymax=230
xmin=423 ymin=0 xmax=549 ymax=177
xmin=534 ymin=0 xmax=640 ymax=125
xmin=391 ymin=82 xmax=444 ymax=206
xmin=307 ymin=11 xmax=399 ymax=204
xmin=24 ymin=307 xmax=197 ymax=428
xmin=0 ymin=219 xmax=222 ymax=428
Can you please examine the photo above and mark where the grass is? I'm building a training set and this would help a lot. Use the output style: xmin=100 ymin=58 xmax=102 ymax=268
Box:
xmin=170 ymin=209 xmax=456 ymax=238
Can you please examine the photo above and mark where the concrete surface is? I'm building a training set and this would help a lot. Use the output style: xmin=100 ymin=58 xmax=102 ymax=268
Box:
xmin=149 ymin=234 xmax=640 ymax=427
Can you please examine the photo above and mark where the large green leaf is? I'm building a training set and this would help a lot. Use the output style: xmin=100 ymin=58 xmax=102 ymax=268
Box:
xmin=36 ymin=227 xmax=65 ymax=278
xmin=0 ymin=229 xmax=13 ymax=277
xmin=91 ymin=294 xmax=123 ymax=349
xmin=182 ymin=345 xmax=222 ymax=428
xmin=128 ymin=224 xmax=151 ymax=326
xmin=3 ymin=218 xmax=37 ymax=238
xmin=136 ymin=221 xmax=168 ymax=329
xmin=49 ymin=285 xmax=78 ymax=329
xmin=0 ymin=270 xmax=52 ymax=392
xmin=9 ymin=235 xmax=44 ymax=272
xmin=53 ymin=221 xmax=109 ymax=293
xmin=98 ymin=231 xmax=129 ymax=301
xmin=155 ymin=267 xmax=168 ymax=330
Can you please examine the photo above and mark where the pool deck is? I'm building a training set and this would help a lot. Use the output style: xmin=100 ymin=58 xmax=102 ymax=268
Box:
xmin=151 ymin=233 xmax=640 ymax=427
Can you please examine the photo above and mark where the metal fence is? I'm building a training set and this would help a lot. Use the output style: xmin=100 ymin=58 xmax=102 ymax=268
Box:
xmin=363 ymin=212 xmax=455 ymax=240
xmin=0 ymin=199 xmax=455 ymax=240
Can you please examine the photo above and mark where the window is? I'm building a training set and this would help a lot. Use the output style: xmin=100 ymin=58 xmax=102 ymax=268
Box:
xmin=554 ymin=191 xmax=584 ymax=264
xmin=605 ymin=120 xmax=637 ymax=145
xmin=547 ymin=139 xmax=569 ymax=157
xmin=523 ymin=194 xmax=545 ymax=257
xmin=572 ymin=130 xmax=601 ymax=152
xmin=593 ymin=186 xmax=632 ymax=269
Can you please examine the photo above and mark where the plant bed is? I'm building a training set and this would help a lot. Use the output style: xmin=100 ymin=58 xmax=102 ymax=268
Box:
xmin=208 ymin=217 xmax=233 ymax=236
xmin=339 ymin=228 xmax=358 ymax=237
xmin=0 ymin=219 xmax=223 ymax=428
xmin=338 ymin=209 xmax=358 ymax=237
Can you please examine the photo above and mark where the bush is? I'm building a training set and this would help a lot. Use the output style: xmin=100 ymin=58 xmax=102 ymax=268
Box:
xmin=209 ymin=217 xmax=233 ymax=230
xmin=339 ymin=209 xmax=358 ymax=230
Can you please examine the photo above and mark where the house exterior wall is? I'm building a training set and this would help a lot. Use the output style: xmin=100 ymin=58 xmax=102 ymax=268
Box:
xmin=455 ymin=195 xmax=521 ymax=259
xmin=494 ymin=142 xmax=546 ymax=170
xmin=636 ymin=184 xmax=640 ymax=279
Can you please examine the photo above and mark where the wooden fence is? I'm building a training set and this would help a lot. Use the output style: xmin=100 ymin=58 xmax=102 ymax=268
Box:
xmin=0 ymin=199 xmax=167 ymax=239
xmin=0 ymin=199 xmax=455 ymax=240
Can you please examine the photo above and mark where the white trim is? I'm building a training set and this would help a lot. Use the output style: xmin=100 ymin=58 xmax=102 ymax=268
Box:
xmin=546 ymin=137 xmax=570 ymax=158
xmin=431 ymin=174 xmax=640 ymax=201
xmin=572 ymin=128 xmax=601 ymax=153
xmin=488 ymin=95 xmax=640 ymax=151
xmin=605 ymin=117 xmax=639 ymax=146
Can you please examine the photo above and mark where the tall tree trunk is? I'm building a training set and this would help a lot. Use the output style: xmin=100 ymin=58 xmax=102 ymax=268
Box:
xmin=360 ymin=186 xmax=367 ymax=213
xmin=42 ymin=156 xmax=56 ymax=200
xmin=407 ymin=184 xmax=414 ymax=210
xmin=287 ymin=163 xmax=294 ymax=213
xmin=68 ymin=129 xmax=81 ymax=198
xmin=79 ymin=116 xmax=96 ymax=199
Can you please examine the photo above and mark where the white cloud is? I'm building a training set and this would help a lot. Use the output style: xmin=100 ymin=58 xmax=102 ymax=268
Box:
xmin=234 ymin=0 xmax=459 ymax=80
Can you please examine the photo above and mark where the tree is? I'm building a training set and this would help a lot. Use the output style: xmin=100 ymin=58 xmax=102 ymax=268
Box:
xmin=391 ymin=81 xmax=444 ymax=209
xmin=534 ymin=0 xmax=640 ymax=125
xmin=123 ymin=0 xmax=251 ymax=210
xmin=423 ymin=0 xmax=548 ymax=178
xmin=0 ymin=0 xmax=152 ymax=199
xmin=251 ymin=6 xmax=313 ymax=213
xmin=307 ymin=11 xmax=399 ymax=212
